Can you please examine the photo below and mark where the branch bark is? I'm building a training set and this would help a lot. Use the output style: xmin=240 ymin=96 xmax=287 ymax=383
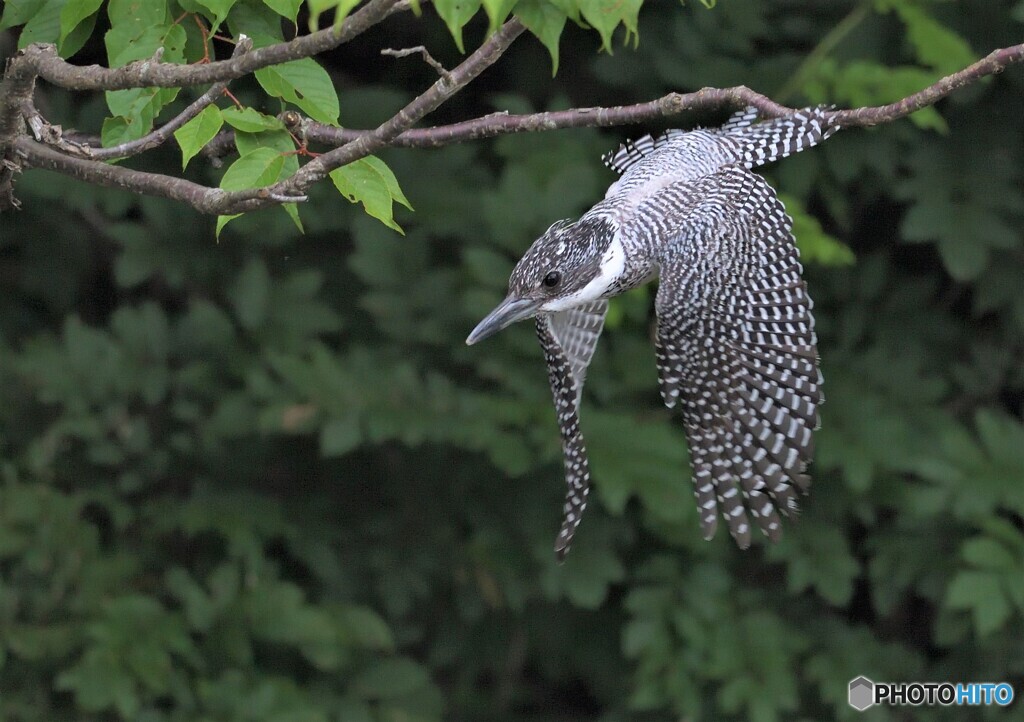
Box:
xmin=3 ymin=27 xmax=1023 ymax=216
xmin=5 ymin=0 xmax=404 ymax=93
xmin=205 ymin=41 xmax=1024 ymax=159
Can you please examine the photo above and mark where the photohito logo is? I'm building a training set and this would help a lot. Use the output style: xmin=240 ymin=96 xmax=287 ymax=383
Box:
xmin=848 ymin=677 xmax=1014 ymax=711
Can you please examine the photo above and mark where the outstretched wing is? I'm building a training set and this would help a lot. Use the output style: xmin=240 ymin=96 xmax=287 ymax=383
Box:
xmin=654 ymin=166 xmax=821 ymax=549
xmin=536 ymin=300 xmax=608 ymax=560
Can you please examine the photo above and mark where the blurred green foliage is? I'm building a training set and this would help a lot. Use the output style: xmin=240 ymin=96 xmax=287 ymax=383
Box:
xmin=2 ymin=0 xmax=1024 ymax=720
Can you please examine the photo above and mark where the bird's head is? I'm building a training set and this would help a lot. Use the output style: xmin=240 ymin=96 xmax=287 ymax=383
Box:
xmin=466 ymin=216 xmax=618 ymax=345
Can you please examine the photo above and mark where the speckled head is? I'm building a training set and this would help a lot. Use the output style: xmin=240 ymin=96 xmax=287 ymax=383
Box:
xmin=466 ymin=216 xmax=618 ymax=345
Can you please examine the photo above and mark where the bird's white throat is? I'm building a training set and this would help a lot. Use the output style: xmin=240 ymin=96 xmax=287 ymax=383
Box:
xmin=542 ymin=234 xmax=625 ymax=312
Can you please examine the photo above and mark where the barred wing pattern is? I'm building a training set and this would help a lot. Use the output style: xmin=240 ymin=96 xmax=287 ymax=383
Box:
xmin=602 ymin=106 xmax=838 ymax=176
xmin=654 ymin=167 xmax=821 ymax=548
xmin=537 ymin=301 xmax=608 ymax=560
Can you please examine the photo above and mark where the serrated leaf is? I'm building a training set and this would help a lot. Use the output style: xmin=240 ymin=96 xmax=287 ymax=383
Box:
xmin=255 ymin=57 xmax=340 ymax=125
xmin=434 ymin=0 xmax=482 ymax=53
xmin=219 ymin=146 xmax=286 ymax=188
xmin=516 ymin=0 xmax=567 ymax=75
xmin=174 ymin=105 xmax=224 ymax=170
xmin=330 ymin=157 xmax=411 ymax=233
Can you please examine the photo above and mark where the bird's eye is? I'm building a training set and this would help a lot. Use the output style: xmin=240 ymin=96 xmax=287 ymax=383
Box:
xmin=542 ymin=271 xmax=561 ymax=288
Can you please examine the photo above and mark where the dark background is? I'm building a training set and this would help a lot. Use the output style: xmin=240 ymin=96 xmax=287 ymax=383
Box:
xmin=2 ymin=0 xmax=1024 ymax=719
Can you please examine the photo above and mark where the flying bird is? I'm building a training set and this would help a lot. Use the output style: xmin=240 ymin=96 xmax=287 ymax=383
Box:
xmin=466 ymin=107 xmax=839 ymax=560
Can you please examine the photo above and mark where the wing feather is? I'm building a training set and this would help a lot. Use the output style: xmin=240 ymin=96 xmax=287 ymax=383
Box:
xmin=653 ymin=166 xmax=822 ymax=546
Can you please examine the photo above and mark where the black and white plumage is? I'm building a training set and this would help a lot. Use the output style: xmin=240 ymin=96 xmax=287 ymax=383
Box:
xmin=466 ymin=107 xmax=838 ymax=559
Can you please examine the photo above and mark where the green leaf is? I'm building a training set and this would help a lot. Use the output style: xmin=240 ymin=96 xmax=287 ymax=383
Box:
xmin=577 ymin=0 xmax=642 ymax=53
xmin=325 ymin=0 xmax=363 ymax=33
xmin=195 ymin=0 xmax=238 ymax=31
xmin=936 ymin=237 xmax=988 ymax=281
xmin=481 ymin=0 xmax=516 ymax=34
xmin=515 ymin=0 xmax=567 ymax=75
xmin=229 ymin=259 xmax=272 ymax=329
xmin=59 ymin=0 xmax=103 ymax=46
xmin=221 ymin=106 xmax=285 ymax=132
xmin=174 ymin=105 xmax=224 ymax=170
xmin=350 ymin=658 xmax=431 ymax=699
xmin=433 ymin=0 xmax=482 ymax=53
xmin=780 ymin=193 xmax=855 ymax=266
xmin=220 ymin=148 xmax=288 ymax=191
xmin=216 ymin=148 xmax=288 ymax=237
xmin=946 ymin=570 xmax=1012 ymax=636
xmin=330 ymin=156 xmax=411 ymax=233
xmin=320 ymin=415 xmax=361 ymax=457
xmin=262 ymin=0 xmax=302 ymax=22
xmin=1 ymin=0 xmax=46 ymax=31
xmin=961 ymin=537 xmax=1017 ymax=571
xmin=255 ymin=58 xmax=340 ymax=125
xmin=893 ymin=4 xmax=975 ymax=76
xmin=14 ymin=0 xmax=62 ymax=48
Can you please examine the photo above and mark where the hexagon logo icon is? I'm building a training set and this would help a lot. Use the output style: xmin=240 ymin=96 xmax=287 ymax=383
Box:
xmin=849 ymin=676 xmax=875 ymax=711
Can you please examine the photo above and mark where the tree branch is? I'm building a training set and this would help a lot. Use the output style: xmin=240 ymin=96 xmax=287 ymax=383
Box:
xmin=200 ymin=41 xmax=1024 ymax=161
xmin=4 ymin=0 xmax=403 ymax=93
xmin=5 ymin=31 xmax=1024 ymax=216
xmin=213 ymin=17 xmax=527 ymax=214
xmin=26 ymin=36 xmax=256 ymax=162
xmin=14 ymin=136 xmax=231 ymax=212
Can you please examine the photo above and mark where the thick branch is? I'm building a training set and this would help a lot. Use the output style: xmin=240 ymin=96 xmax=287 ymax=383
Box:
xmin=6 ymin=0 xmax=403 ymax=93
xmin=14 ymin=137 xmax=231 ymax=212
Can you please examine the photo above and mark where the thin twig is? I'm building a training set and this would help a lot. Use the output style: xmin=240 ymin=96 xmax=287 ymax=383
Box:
xmin=84 ymin=36 xmax=254 ymax=161
xmin=381 ymin=45 xmax=452 ymax=82
xmin=215 ymin=17 xmax=528 ymax=213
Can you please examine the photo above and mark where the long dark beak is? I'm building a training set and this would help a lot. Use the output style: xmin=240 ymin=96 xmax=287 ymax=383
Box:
xmin=466 ymin=296 xmax=541 ymax=345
